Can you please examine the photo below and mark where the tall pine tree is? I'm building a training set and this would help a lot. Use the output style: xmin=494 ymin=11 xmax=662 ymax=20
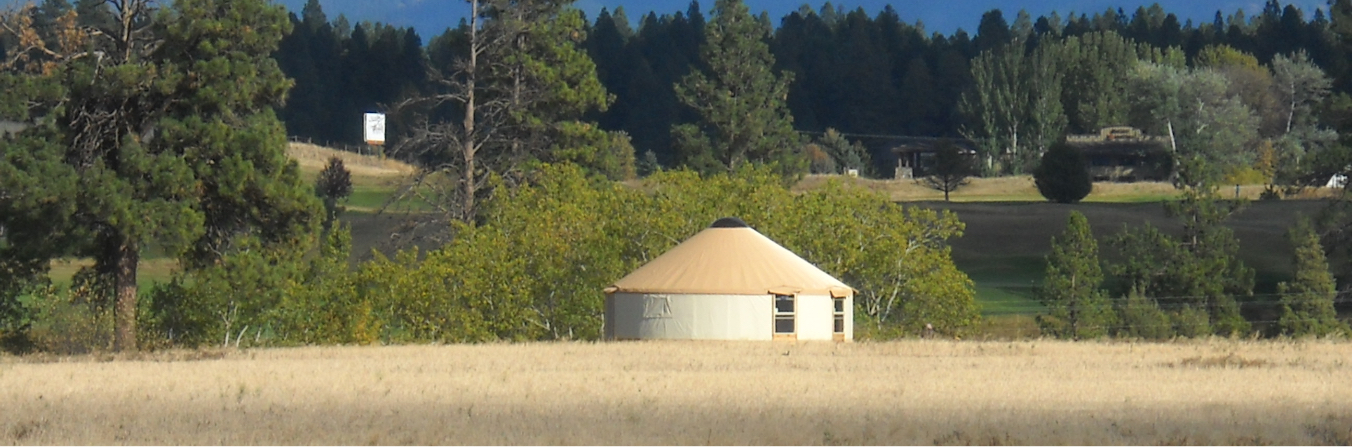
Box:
xmin=0 ymin=0 xmax=318 ymax=351
xmin=1277 ymin=219 xmax=1342 ymax=336
xmin=672 ymin=0 xmax=803 ymax=176
xmin=1036 ymin=211 xmax=1115 ymax=339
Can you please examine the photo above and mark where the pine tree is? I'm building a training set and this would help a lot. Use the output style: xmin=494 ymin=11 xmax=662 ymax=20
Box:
xmin=316 ymin=157 xmax=353 ymax=231
xmin=673 ymin=0 xmax=803 ymax=176
xmin=1277 ymin=220 xmax=1343 ymax=336
xmin=0 ymin=0 xmax=319 ymax=351
xmin=1036 ymin=211 xmax=1115 ymax=339
xmin=1117 ymin=284 xmax=1172 ymax=339
xmin=394 ymin=0 xmax=617 ymax=221
xmin=1110 ymin=189 xmax=1255 ymax=337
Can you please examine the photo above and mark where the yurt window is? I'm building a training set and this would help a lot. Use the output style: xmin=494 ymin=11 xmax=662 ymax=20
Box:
xmin=833 ymin=298 xmax=845 ymax=334
xmin=774 ymin=295 xmax=795 ymax=334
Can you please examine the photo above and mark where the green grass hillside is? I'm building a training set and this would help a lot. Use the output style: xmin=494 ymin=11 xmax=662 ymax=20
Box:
xmin=921 ymin=200 xmax=1330 ymax=317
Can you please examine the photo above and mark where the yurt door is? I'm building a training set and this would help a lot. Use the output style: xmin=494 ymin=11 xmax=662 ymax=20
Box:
xmin=773 ymin=294 xmax=796 ymax=340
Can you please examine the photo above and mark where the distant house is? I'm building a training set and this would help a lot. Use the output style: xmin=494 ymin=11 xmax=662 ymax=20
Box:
xmin=1065 ymin=126 xmax=1172 ymax=182
xmin=889 ymin=137 xmax=979 ymax=179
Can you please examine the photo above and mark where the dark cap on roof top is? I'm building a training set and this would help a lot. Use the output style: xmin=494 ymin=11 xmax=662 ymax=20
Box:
xmin=709 ymin=217 xmax=749 ymax=228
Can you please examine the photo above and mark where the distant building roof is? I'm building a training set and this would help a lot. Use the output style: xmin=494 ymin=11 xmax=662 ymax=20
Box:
xmin=1065 ymin=126 xmax=1169 ymax=154
xmin=889 ymin=137 xmax=979 ymax=155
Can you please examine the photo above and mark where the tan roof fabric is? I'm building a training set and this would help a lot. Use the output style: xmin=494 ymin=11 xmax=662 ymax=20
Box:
xmin=608 ymin=226 xmax=854 ymax=296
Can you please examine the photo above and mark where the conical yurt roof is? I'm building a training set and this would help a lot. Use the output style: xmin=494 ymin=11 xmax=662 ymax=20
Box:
xmin=606 ymin=218 xmax=853 ymax=296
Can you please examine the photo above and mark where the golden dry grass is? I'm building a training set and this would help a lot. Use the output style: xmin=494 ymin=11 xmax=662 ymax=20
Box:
xmin=1 ymin=340 xmax=1347 ymax=445
xmin=287 ymin=142 xmax=415 ymax=186
xmin=793 ymin=174 xmax=1346 ymax=203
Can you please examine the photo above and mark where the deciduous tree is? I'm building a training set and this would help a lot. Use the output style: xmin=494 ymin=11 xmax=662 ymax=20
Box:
xmin=919 ymin=141 xmax=973 ymax=202
xmin=1126 ymin=63 xmax=1260 ymax=188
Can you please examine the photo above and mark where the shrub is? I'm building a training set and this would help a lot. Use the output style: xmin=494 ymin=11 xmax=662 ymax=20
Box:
xmin=147 ymin=226 xmax=373 ymax=348
xmin=1034 ymin=141 xmax=1093 ymax=203
xmin=1171 ymin=306 xmax=1213 ymax=338
xmin=23 ymin=272 xmax=115 ymax=354
xmin=1116 ymin=285 xmax=1172 ymax=340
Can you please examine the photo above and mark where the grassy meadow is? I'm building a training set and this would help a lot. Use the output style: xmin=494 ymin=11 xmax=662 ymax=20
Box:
xmin=1 ymin=340 xmax=1347 ymax=445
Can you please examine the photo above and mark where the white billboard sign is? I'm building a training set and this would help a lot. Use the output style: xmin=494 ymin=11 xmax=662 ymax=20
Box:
xmin=363 ymin=112 xmax=386 ymax=145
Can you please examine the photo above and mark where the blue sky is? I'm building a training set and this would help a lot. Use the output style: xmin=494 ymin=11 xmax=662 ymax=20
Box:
xmin=271 ymin=0 xmax=1331 ymax=38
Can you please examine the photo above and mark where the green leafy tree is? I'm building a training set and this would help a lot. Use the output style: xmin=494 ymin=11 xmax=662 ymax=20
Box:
xmin=1268 ymin=51 xmax=1338 ymax=190
xmin=1036 ymin=211 xmax=1114 ymax=339
xmin=960 ymin=46 xmax=1025 ymax=174
xmin=0 ymin=0 xmax=319 ymax=351
xmin=1193 ymin=45 xmax=1281 ymax=137
xmin=919 ymin=141 xmax=973 ymax=202
xmin=1058 ymin=31 xmax=1137 ymax=134
xmin=672 ymin=0 xmax=804 ymax=176
xmin=1277 ymin=219 xmax=1343 ymax=336
xmin=959 ymin=40 xmax=1065 ymax=175
xmin=1126 ymin=62 xmax=1261 ymax=188
xmin=1033 ymin=141 xmax=1093 ymax=203
xmin=149 ymin=225 xmax=375 ymax=347
xmin=351 ymin=163 xmax=978 ymax=342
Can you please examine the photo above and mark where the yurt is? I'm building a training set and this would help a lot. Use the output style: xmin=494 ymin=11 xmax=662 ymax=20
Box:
xmin=603 ymin=217 xmax=854 ymax=341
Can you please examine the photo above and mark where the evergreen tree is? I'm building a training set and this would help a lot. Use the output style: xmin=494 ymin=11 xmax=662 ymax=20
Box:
xmin=817 ymin=128 xmax=870 ymax=175
xmin=315 ymin=157 xmax=353 ymax=231
xmin=672 ymin=0 xmax=803 ymax=176
xmin=393 ymin=0 xmax=619 ymax=221
xmin=1033 ymin=141 xmax=1093 ymax=203
xmin=1117 ymin=284 xmax=1172 ymax=339
xmin=973 ymin=9 xmax=1011 ymax=53
xmin=0 ymin=0 xmax=319 ymax=351
xmin=1277 ymin=219 xmax=1343 ymax=336
xmin=1036 ymin=211 xmax=1114 ymax=339
xmin=1110 ymin=189 xmax=1254 ymax=337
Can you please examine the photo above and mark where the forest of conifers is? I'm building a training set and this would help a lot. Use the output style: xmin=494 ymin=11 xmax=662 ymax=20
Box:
xmin=271 ymin=0 xmax=1351 ymax=173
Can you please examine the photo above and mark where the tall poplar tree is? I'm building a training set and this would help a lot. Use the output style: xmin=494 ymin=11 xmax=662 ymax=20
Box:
xmin=672 ymin=0 xmax=803 ymax=176
xmin=0 ymin=0 xmax=318 ymax=351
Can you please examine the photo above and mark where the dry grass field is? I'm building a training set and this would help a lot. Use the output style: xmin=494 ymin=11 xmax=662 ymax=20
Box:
xmin=1 ymin=340 xmax=1348 ymax=445
xmin=288 ymin=142 xmax=415 ymax=186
